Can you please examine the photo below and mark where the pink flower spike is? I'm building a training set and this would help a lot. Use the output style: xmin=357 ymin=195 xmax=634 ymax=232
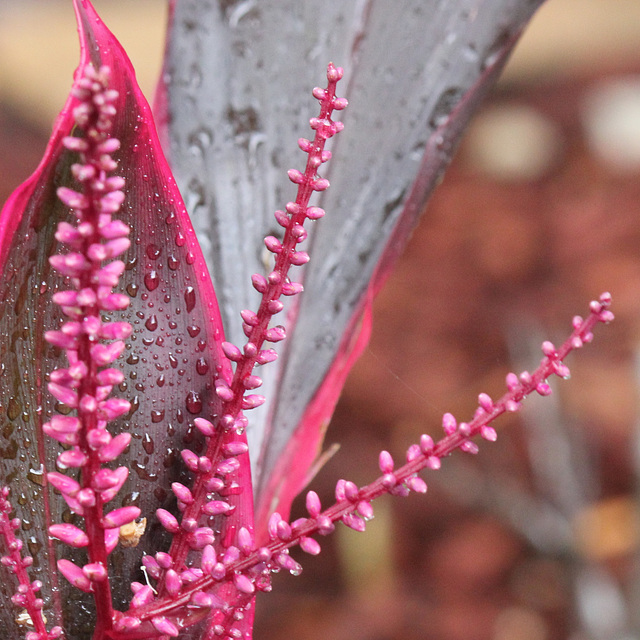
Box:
xmin=427 ymin=455 xmax=441 ymax=470
xmin=49 ymin=523 xmax=89 ymax=548
xmin=102 ymin=505 xmax=140 ymax=529
xmin=57 ymin=559 xmax=92 ymax=593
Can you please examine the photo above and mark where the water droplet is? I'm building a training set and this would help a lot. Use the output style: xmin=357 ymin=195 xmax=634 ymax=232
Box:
xmin=142 ymin=433 xmax=155 ymax=454
xmin=187 ymin=325 xmax=201 ymax=338
xmin=196 ymin=358 xmax=209 ymax=375
xmin=7 ymin=397 xmax=20 ymax=421
xmin=156 ymin=375 xmax=165 ymax=387
xmin=184 ymin=287 xmax=196 ymax=312
xmin=186 ymin=391 xmax=202 ymax=414
xmin=175 ymin=232 xmax=186 ymax=247
xmin=429 ymin=87 xmax=463 ymax=129
xmin=146 ymin=244 xmax=161 ymax=260
xmin=188 ymin=126 xmax=213 ymax=156
xmin=145 ymin=315 xmax=158 ymax=331
xmin=126 ymin=283 xmax=139 ymax=297
xmin=144 ymin=271 xmax=160 ymax=291
xmin=151 ymin=409 xmax=165 ymax=424
xmin=168 ymin=255 xmax=179 ymax=270
xmin=169 ymin=321 xmax=178 ymax=330
xmin=27 ymin=464 xmax=45 ymax=486
xmin=131 ymin=460 xmax=157 ymax=482
xmin=169 ymin=355 xmax=178 ymax=369
xmin=186 ymin=252 xmax=195 ymax=265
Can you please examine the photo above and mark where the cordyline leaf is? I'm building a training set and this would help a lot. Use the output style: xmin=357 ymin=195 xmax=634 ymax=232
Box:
xmin=0 ymin=1 xmax=253 ymax=636
xmin=159 ymin=0 xmax=544 ymax=532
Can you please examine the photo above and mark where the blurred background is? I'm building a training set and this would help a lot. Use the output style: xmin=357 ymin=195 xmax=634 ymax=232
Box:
xmin=2 ymin=2 xmax=640 ymax=640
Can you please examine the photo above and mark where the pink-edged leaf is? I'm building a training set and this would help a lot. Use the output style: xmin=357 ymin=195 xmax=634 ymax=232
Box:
xmin=159 ymin=0 xmax=544 ymax=532
xmin=0 ymin=0 xmax=253 ymax=635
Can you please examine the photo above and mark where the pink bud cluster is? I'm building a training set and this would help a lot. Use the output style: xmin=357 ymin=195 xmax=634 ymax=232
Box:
xmin=109 ymin=63 xmax=348 ymax=635
xmin=0 ymin=489 xmax=63 ymax=640
xmin=112 ymin=295 xmax=613 ymax=633
xmin=217 ymin=62 xmax=347 ymax=426
xmin=42 ymin=64 xmax=137 ymax=625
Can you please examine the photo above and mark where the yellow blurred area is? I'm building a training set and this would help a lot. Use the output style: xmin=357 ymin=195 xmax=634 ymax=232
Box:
xmin=0 ymin=0 xmax=167 ymax=129
xmin=1 ymin=0 xmax=640 ymax=131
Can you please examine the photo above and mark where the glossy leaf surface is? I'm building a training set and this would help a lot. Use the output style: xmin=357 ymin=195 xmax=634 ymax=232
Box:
xmin=0 ymin=1 xmax=252 ymax=635
xmin=159 ymin=0 xmax=544 ymax=529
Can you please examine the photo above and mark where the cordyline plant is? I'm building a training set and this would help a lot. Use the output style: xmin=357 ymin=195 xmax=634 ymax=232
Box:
xmin=0 ymin=1 xmax=613 ymax=639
